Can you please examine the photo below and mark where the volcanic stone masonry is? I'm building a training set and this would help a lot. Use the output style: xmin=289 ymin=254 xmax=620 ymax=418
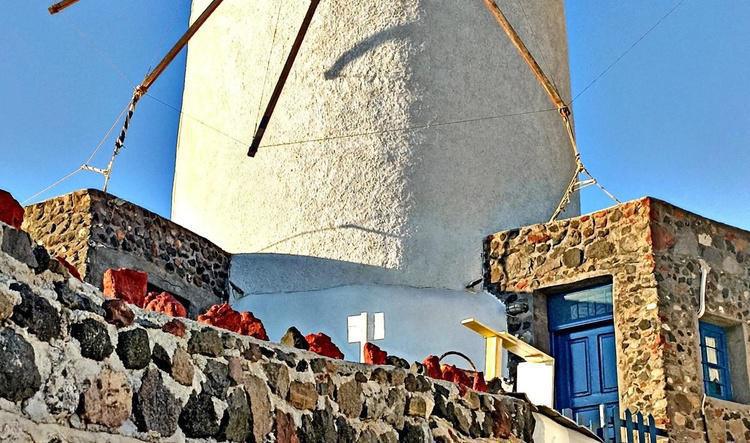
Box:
xmin=0 ymin=218 xmax=539 ymax=442
xmin=484 ymin=197 xmax=750 ymax=442
xmin=22 ymin=189 xmax=229 ymax=316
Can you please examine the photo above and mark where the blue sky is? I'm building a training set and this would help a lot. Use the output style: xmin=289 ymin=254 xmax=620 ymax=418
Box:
xmin=2 ymin=1 xmax=749 ymax=229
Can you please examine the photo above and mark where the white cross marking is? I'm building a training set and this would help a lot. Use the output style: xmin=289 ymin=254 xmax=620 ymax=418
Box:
xmin=347 ymin=312 xmax=385 ymax=363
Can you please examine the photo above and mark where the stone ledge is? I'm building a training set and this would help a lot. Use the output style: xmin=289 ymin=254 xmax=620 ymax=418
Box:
xmin=23 ymin=189 xmax=229 ymax=316
xmin=0 ymin=224 xmax=537 ymax=442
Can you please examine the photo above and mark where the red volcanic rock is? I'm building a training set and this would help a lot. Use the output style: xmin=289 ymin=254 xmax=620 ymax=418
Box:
xmin=144 ymin=292 xmax=187 ymax=318
xmin=0 ymin=190 xmax=24 ymax=229
xmin=56 ymin=256 xmax=81 ymax=280
xmin=441 ymin=364 xmax=472 ymax=388
xmin=441 ymin=364 xmax=473 ymax=396
xmin=422 ymin=355 xmax=486 ymax=393
xmin=199 ymin=303 xmax=240 ymax=330
xmin=236 ymin=311 xmax=268 ymax=341
xmin=103 ymin=269 xmax=147 ymax=308
xmin=103 ymin=299 xmax=135 ymax=328
xmin=422 ymin=355 xmax=442 ymax=379
xmin=198 ymin=303 xmax=268 ymax=340
xmin=472 ymin=371 xmax=487 ymax=393
xmin=305 ymin=333 xmax=344 ymax=360
xmin=143 ymin=291 xmax=159 ymax=307
xmin=162 ymin=319 xmax=186 ymax=338
xmin=363 ymin=342 xmax=387 ymax=365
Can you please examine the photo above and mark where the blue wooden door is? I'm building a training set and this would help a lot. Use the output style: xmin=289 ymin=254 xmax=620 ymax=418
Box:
xmin=548 ymin=285 xmax=619 ymax=429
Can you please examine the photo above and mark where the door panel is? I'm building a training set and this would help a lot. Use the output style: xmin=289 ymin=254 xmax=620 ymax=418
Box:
xmin=553 ymin=323 xmax=619 ymax=428
xmin=599 ymin=333 xmax=618 ymax=393
xmin=568 ymin=338 xmax=591 ymax=396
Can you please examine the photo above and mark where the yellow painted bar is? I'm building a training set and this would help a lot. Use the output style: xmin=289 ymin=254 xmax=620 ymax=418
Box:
xmin=462 ymin=318 xmax=554 ymax=380
xmin=485 ymin=335 xmax=503 ymax=379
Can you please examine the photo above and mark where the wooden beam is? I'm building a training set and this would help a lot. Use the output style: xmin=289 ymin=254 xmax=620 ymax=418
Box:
xmin=248 ymin=0 xmax=322 ymax=157
xmin=48 ymin=0 xmax=80 ymax=14
xmin=462 ymin=318 xmax=553 ymax=380
xmin=93 ymin=0 xmax=225 ymax=193
xmin=481 ymin=0 xmax=566 ymax=110
xmin=139 ymin=0 xmax=226 ymax=95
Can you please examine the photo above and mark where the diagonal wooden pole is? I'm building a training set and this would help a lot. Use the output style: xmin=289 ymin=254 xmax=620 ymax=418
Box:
xmin=482 ymin=0 xmax=565 ymax=111
xmin=248 ymin=0 xmax=322 ymax=157
xmin=481 ymin=0 xmax=619 ymax=220
xmin=138 ymin=0 xmax=226 ymax=96
xmin=48 ymin=0 xmax=80 ymax=14
xmin=70 ymin=0 xmax=225 ymax=191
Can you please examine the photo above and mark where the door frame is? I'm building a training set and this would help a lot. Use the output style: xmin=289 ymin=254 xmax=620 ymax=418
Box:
xmin=545 ymin=282 xmax=620 ymax=423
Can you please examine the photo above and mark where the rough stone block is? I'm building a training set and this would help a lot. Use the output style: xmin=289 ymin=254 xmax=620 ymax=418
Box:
xmin=0 ymin=190 xmax=23 ymax=229
xmin=133 ymin=369 xmax=181 ymax=437
xmin=305 ymin=333 xmax=344 ymax=360
xmin=288 ymin=381 xmax=317 ymax=410
xmin=188 ymin=327 xmax=223 ymax=357
xmin=9 ymin=282 xmax=61 ymax=342
xmin=71 ymin=319 xmax=113 ymax=361
xmin=280 ymin=326 xmax=309 ymax=350
xmin=364 ymin=342 xmax=387 ymax=365
xmin=0 ymin=224 xmax=37 ymax=268
xmin=162 ymin=318 xmax=186 ymax=337
xmin=337 ymin=379 xmax=363 ymax=418
xmin=80 ymin=369 xmax=132 ymax=428
xmin=102 ymin=268 xmax=147 ymax=307
xmin=0 ymin=329 xmax=41 ymax=402
xmin=102 ymin=299 xmax=134 ymax=328
xmin=179 ymin=391 xmax=220 ymax=438
xmin=144 ymin=292 xmax=187 ymax=318
xmin=219 ymin=388 xmax=251 ymax=442
xmin=116 ymin=328 xmax=151 ymax=370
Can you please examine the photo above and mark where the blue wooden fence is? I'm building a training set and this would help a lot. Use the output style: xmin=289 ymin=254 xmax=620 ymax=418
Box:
xmin=596 ymin=409 xmax=668 ymax=443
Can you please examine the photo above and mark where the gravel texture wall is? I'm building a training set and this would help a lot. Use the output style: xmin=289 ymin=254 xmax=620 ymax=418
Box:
xmin=173 ymin=0 xmax=578 ymax=292
xmin=0 ymin=219 xmax=538 ymax=442
xmin=484 ymin=197 xmax=750 ymax=442
xmin=22 ymin=190 xmax=228 ymax=316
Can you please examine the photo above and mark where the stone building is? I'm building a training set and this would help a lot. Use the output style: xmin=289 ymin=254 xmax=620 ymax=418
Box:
xmin=22 ymin=189 xmax=228 ymax=317
xmin=484 ymin=197 xmax=750 ymax=441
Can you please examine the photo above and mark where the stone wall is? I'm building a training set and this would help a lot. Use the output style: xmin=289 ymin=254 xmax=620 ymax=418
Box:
xmin=484 ymin=197 xmax=750 ymax=442
xmin=23 ymin=190 xmax=229 ymax=316
xmin=0 ymin=220 xmax=539 ymax=443
xmin=650 ymin=200 xmax=750 ymax=442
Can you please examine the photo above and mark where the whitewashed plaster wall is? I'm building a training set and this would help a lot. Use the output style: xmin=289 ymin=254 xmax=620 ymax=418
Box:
xmin=230 ymin=280 xmax=507 ymax=369
xmin=172 ymin=0 xmax=578 ymax=291
xmin=532 ymin=414 xmax=601 ymax=443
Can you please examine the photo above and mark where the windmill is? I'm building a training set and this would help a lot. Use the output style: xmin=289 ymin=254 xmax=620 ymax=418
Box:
xmin=48 ymin=0 xmax=616 ymax=221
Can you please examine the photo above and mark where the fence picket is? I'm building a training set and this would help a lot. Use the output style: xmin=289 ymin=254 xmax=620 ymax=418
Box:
xmin=595 ymin=409 xmax=667 ymax=443
xmin=624 ymin=410 xmax=634 ymax=443
xmin=647 ymin=414 xmax=657 ymax=443
xmin=613 ymin=413 xmax=623 ymax=443
xmin=636 ymin=412 xmax=646 ymax=442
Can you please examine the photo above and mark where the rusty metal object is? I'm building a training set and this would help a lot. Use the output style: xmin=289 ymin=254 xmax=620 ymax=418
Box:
xmin=439 ymin=351 xmax=478 ymax=372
